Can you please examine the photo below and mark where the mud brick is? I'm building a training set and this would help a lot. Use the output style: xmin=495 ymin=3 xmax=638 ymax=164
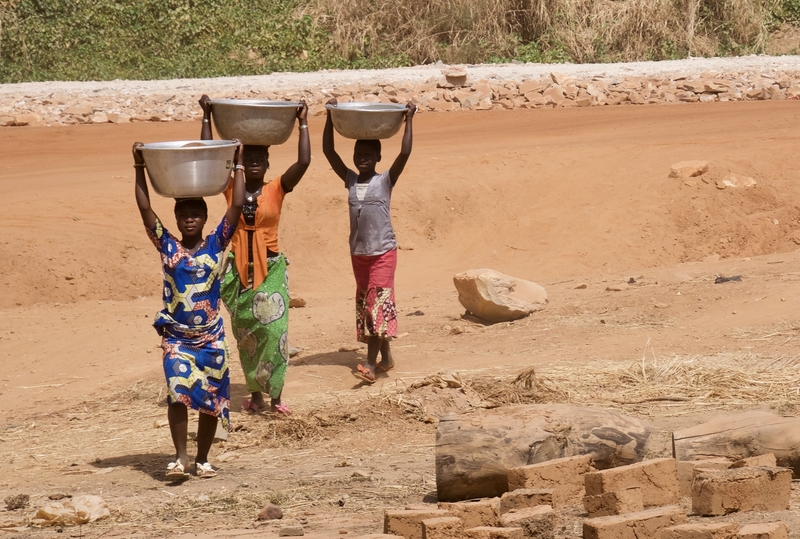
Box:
xmin=583 ymin=487 xmax=643 ymax=518
xmin=506 ymin=455 xmax=594 ymax=506
xmin=384 ymin=509 xmax=452 ymax=539
xmin=498 ymin=505 xmax=555 ymax=539
xmin=438 ymin=498 xmax=500 ymax=528
xmin=730 ymin=453 xmax=777 ymax=469
xmin=464 ymin=527 xmax=524 ymax=539
xmin=499 ymin=489 xmax=553 ymax=514
xmin=677 ymin=459 xmax=731 ymax=497
xmin=738 ymin=522 xmax=790 ymax=539
xmin=355 ymin=535 xmax=405 ymax=539
xmin=584 ymin=458 xmax=679 ymax=507
xmin=421 ymin=516 xmax=462 ymax=539
xmin=691 ymin=467 xmax=791 ymax=516
xmin=662 ymin=522 xmax=739 ymax=539
xmin=583 ymin=506 xmax=688 ymax=539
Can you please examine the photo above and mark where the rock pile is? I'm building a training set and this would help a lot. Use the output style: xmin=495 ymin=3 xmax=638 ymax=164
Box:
xmin=2 ymin=67 xmax=800 ymax=127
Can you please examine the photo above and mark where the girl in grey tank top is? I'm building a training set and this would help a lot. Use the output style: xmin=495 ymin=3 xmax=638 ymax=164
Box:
xmin=322 ymin=99 xmax=417 ymax=384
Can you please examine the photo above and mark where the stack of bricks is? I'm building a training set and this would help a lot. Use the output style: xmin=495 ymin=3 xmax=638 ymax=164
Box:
xmin=371 ymin=452 xmax=791 ymax=539
xmin=379 ymin=455 xmax=596 ymax=539
xmin=582 ymin=458 xmax=688 ymax=538
xmin=581 ymin=454 xmax=791 ymax=539
xmin=5 ymin=69 xmax=800 ymax=127
xmin=382 ymin=505 xmax=525 ymax=539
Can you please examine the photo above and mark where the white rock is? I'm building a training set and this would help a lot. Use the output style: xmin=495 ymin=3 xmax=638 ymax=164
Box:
xmin=442 ymin=68 xmax=467 ymax=87
xmin=669 ymin=160 xmax=708 ymax=178
xmin=107 ymin=113 xmax=131 ymax=124
xmin=720 ymin=173 xmax=756 ymax=188
xmin=63 ymin=103 xmax=94 ymax=116
xmin=278 ymin=525 xmax=304 ymax=536
xmin=14 ymin=113 xmax=41 ymax=126
xmin=550 ymin=72 xmax=572 ymax=86
xmin=453 ymin=268 xmax=547 ymax=323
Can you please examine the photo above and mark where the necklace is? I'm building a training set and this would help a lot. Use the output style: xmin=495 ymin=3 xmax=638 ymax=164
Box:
xmin=245 ymin=185 xmax=263 ymax=202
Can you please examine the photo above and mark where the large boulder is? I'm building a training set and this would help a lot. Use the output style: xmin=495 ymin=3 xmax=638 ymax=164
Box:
xmin=453 ymin=269 xmax=547 ymax=323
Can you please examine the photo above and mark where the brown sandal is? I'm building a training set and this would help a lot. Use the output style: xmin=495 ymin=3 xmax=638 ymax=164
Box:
xmin=352 ymin=364 xmax=377 ymax=384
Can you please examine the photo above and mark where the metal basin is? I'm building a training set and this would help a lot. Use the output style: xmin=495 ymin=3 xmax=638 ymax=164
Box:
xmin=327 ymin=102 xmax=408 ymax=140
xmin=210 ymin=99 xmax=300 ymax=146
xmin=140 ymin=140 xmax=239 ymax=198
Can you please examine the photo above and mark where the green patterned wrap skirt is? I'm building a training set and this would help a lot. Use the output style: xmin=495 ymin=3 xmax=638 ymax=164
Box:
xmin=221 ymin=253 xmax=289 ymax=399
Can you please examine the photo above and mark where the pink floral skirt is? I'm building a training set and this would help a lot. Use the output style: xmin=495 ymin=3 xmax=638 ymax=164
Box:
xmin=351 ymin=249 xmax=398 ymax=342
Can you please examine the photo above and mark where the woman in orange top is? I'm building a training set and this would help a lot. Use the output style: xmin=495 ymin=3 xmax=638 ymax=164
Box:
xmin=199 ymin=95 xmax=310 ymax=414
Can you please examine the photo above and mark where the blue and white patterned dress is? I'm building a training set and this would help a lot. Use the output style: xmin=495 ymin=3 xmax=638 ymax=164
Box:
xmin=146 ymin=216 xmax=236 ymax=430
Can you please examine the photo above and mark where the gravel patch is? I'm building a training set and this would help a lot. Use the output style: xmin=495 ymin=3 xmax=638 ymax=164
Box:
xmin=2 ymin=55 xmax=800 ymax=127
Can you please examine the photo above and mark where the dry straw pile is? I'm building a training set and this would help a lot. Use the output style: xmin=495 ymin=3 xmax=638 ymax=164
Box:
xmin=254 ymin=348 xmax=800 ymax=440
xmin=468 ymin=351 xmax=800 ymax=414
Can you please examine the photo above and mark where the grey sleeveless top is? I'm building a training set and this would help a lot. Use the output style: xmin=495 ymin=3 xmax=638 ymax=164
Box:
xmin=345 ymin=169 xmax=397 ymax=256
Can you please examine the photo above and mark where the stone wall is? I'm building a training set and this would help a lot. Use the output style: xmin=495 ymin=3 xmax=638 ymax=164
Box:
xmin=3 ymin=68 xmax=800 ymax=127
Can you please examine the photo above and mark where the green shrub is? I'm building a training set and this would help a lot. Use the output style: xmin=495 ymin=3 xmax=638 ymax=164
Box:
xmin=0 ymin=0 xmax=340 ymax=82
xmin=773 ymin=0 xmax=800 ymax=24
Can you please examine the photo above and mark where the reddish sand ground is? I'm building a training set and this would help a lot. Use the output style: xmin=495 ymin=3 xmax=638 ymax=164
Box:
xmin=1 ymin=101 xmax=799 ymax=537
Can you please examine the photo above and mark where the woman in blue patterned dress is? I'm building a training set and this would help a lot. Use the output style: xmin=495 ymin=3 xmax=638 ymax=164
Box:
xmin=133 ymin=141 xmax=245 ymax=479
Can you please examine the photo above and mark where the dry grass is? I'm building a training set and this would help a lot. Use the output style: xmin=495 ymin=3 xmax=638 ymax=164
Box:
xmin=307 ymin=0 xmax=519 ymax=64
xmin=468 ymin=366 xmax=569 ymax=406
xmin=466 ymin=350 xmax=800 ymax=416
xmin=308 ymin=0 xmax=780 ymax=64
xmin=234 ymin=348 xmax=800 ymax=434
xmin=8 ymin=348 xmax=795 ymax=475
xmin=2 ymin=350 xmax=797 ymax=535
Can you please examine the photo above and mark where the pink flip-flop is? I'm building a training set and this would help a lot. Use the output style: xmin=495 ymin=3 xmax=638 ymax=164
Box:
xmin=273 ymin=403 xmax=291 ymax=416
xmin=241 ymin=399 xmax=262 ymax=414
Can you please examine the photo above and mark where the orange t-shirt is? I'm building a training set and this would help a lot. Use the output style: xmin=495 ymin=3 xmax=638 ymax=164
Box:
xmin=224 ymin=176 xmax=285 ymax=287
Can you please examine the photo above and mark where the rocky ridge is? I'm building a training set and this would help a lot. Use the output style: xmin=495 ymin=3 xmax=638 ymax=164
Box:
xmin=3 ymin=56 xmax=800 ymax=126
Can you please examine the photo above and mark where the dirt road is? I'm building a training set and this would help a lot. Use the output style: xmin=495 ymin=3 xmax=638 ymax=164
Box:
xmin=1 ymin=100 xmax=799 ymax=536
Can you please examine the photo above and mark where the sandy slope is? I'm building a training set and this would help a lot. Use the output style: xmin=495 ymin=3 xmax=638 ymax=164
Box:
xmin=1 ymin=98 xmax=800 ymax=537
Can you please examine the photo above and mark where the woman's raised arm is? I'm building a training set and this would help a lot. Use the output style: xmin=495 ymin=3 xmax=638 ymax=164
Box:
xmin=199 ymin=94 xmax=213 ymax=140
xmin=322 ymin=98 xmax=349 ymax=182
xmin=225 ymin=141 xmax=245 ymax=224
xmin=133 ymin=142 xmax=157 ymax=229
xmin=280 ymin=101 xmax=311 ymax=193
xmin=389 ymin=102 xmax=416 ymax=186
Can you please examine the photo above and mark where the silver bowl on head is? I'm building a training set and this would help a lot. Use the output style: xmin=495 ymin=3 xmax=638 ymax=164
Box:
xmin=326 ymin=102 xmax=408 ymax=140
xmin=140 ymin=140 xmax=239 ymax=198
xmin=209 ymin=99 xmax=300 ymax=146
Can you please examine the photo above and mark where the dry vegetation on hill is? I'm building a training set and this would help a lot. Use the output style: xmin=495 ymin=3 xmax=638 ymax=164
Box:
xmin=311 ymin=0 xmax=780 ymax=65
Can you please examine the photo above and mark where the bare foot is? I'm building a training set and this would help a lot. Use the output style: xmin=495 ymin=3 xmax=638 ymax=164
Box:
xmin=376 ymin=358 xmax=395 ymax=372
xmin=377 ymin=340 xmax=394 ymax=372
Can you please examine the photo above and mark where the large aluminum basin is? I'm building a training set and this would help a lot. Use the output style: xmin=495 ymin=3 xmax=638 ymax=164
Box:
xmin=210 ymin=99 xmax=300 ymax=146
xmin=140 ymin=140 xmax=238 ymax=198
xmin=327 ymin=102 xmax=408 ymax=140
